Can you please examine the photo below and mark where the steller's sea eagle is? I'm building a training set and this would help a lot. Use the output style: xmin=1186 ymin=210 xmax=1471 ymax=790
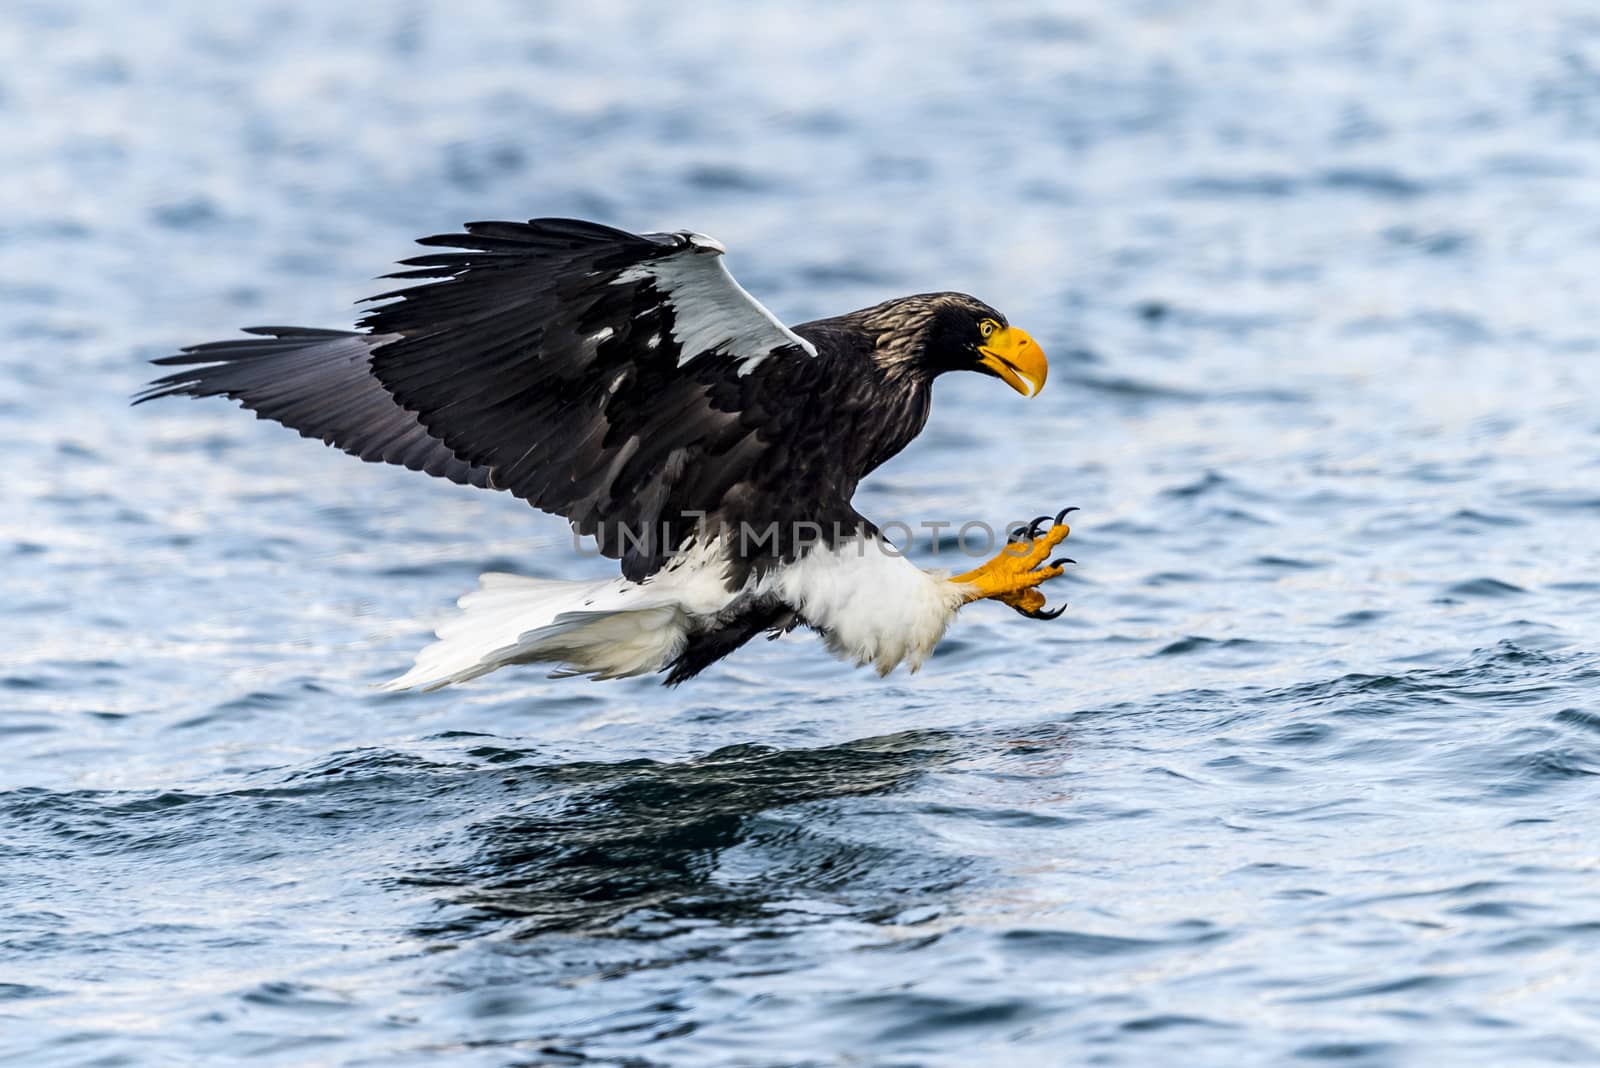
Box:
xmin=138 ymin=218 xmax=1073 ymax=688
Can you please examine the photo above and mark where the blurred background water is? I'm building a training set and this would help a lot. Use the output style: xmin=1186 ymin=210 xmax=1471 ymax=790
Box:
xmin=4 ymin=1 xmax=1600 ymax=1064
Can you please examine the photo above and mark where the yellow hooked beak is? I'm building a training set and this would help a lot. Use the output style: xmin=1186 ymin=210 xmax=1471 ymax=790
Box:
xmin=978 ymin=326 xmax=1047 ymax=397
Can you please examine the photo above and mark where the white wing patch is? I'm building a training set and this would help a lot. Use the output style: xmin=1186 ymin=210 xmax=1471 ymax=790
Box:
xmin=613 ymin=233 xmax=817 ymax=374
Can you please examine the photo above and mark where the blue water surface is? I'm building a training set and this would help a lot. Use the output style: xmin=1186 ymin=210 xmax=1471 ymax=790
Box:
xmin=4 ymin=2 xmax=1600 ymax=1065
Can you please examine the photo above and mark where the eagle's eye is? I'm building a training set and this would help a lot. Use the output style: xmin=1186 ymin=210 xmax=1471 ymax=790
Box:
xmin=979 ymin=319 xmax=998 ymax=339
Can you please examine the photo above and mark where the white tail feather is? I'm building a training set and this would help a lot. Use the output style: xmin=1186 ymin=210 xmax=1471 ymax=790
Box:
xmin=382 ymin=545 xmax=734 ymax=691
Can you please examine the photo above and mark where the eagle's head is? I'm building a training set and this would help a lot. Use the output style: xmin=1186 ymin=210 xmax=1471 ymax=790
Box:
xmin=858 ymin=292 xmax=1048 ymax=397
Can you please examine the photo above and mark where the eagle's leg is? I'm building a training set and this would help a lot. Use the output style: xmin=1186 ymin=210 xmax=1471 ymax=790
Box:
xmin=951 ymin=508 xmax=1074 ymax=620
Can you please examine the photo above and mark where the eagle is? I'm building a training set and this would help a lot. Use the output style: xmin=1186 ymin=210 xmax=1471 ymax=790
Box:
xmin=138 ymin=218 xmax=1074 ymax=688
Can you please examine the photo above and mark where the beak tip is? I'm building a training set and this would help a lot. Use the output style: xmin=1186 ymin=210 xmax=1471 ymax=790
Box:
xmin=980 ymin=326 xmax=1048 ymax=398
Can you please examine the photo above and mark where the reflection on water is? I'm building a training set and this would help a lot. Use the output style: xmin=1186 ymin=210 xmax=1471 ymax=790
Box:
xmin=409 ymin=730 xmax=963 ymax=940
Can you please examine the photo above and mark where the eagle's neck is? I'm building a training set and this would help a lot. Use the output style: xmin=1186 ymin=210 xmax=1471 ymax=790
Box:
xmin=855 ymin=296 xmax=941 ymax=386
xmin=792 ymin=312 xmax=937 ymax=481
xmin=853 ymin=370 xmax=933 ymax=479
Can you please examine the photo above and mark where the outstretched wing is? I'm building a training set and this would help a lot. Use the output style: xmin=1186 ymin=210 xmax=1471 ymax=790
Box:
xmin=141 ymin=218 xmax=849 ymax=580
xmin=357 ymin=218 xmax=829 ymax=579
xmin=137 ymin=327 xmax=495 ymax=488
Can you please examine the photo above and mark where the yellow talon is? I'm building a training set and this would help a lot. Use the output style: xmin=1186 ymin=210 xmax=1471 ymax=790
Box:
xmin=951 ymin=519 xmax=1071 ymax=606
xmin=999 ymin=587 xmax=1048 ymax=614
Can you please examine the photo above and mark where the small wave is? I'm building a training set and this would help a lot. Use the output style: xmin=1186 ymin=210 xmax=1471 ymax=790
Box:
xmin=1318 ymin=166 xmax=1431 ymax=198
xmin=1282 ymin=973 xmax=1464 ymax=1004
xmin=1173 ymin=173 xmax=1300 ymax=198
xmin=0 ymin=983 xmax=54 ymax=1000
xmin=1443 ymin=577 xmax=1526 ymax=598
xmin=1064 ymin=372 xmax=1203 ymax=401
xmin=1254 ymin=554 xmax=1322 ymax=570
xmin=239 ymin=980 xmax=357 ymax=1013
xmin=1000 ymin=924 xmax=1225 ymax=957
xmin=1293 ymin=1040 xmax=1400 ymax=1061
xmin=1154 ymin=636 xmax=1280 ymax=661
xmin=1489 ymin=747 xmax=1598 ymax=797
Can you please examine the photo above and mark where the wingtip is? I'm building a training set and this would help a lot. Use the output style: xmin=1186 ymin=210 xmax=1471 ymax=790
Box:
xmin=681 ymin=231 xmax=726 ymax=255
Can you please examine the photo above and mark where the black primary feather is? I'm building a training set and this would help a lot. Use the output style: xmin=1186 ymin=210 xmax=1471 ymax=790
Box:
xmin=135 ymin=327 xmax=494 ymax=488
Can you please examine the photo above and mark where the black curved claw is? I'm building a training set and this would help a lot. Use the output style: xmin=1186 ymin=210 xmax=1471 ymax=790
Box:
xmin=1012 ymin=600 xmax=1067 ymax=620
xmin=1054 ymin=506 xmax=1080 ymax=525
xmin=1025 ymin=514 xmax=1051 ymax=540
xmin=1048 ymin=557 xmax=1076 ymax=569
xmin=1008 ymin=525 xmax=1028 ymax=543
